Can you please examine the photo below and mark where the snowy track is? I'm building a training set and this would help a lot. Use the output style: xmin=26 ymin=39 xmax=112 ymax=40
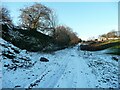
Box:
xmin=25 ymin=47 xmax=97 ymax=88
xmin=1 ymin=39 xmax=119 ymax=88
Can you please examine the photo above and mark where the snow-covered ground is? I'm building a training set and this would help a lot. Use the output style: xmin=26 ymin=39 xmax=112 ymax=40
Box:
xmin=0 ymin=38 xmax=119 ymax=88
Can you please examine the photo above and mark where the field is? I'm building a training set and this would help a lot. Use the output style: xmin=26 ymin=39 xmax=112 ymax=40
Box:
xmin=80 ymin=39 xmax=120 ymax=55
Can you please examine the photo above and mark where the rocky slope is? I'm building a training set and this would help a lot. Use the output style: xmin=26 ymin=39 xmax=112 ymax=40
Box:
xmin=2 ymin=24 xmax=61 ymax=52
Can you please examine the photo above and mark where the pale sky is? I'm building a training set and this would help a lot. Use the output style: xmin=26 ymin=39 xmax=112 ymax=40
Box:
xmin=2 ymin=2 xmax=118 ymax=40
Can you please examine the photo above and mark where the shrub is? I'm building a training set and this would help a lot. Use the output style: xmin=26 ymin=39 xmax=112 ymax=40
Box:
xmin=54 ymin=25 xmax=80 ymax=46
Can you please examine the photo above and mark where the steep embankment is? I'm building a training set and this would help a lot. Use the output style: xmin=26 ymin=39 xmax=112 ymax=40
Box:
xmin=1 ymin=38 xmax=119 ymax=88
xmin=2 ymin=24 xmax=59 ymax=52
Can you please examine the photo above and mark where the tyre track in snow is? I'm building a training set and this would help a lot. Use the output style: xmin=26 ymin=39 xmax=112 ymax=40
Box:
xmin=25 ymin=49 xmax=72 ymax=88
xmin=54 ymin=47 xmax=97 ymax=88
xmin=26 ymin=46 xmax=97 ymax=88
xmin=37 ymin=56 xmax=71 ymax=88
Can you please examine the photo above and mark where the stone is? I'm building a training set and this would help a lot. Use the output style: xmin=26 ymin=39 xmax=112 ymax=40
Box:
xmin=112 ymin=57 xmax=119 ymax=61
xmin=40 ymin=57 xmax=49 ymax=62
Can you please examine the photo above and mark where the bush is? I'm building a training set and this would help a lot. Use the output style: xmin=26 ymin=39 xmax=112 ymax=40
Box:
xmin=54 ymin=25 xmax=80 ymax=47
xmin=54 ymin=26 xmax=70 ymax=46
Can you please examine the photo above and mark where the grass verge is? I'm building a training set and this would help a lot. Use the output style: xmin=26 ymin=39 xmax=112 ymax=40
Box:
xmin=80 ymin=39 xmax=120 ymax=55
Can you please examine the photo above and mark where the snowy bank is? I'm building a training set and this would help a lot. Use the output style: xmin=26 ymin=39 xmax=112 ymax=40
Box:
xmin=0 ymin=38 xmax=119 ymax=88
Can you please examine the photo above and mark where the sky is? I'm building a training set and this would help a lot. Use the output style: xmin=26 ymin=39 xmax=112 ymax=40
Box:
xmin=2 ymin=2 xmax=118 ymax=40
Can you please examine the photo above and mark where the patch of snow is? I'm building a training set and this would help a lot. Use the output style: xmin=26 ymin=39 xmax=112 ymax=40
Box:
xmin=1 ymin=38 xmax=119 ymax=88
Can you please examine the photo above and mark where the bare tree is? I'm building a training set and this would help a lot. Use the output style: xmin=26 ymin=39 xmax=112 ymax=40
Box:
xmin=54 ymin=25 xmax=70 ymax=46
xmin=0 ymin=7 xmax=12 ymax=25
xmin=19 ymin=3 xmax=56 ymax=35
xmin=100 ymin=30 xmax=118 ymax=39
xmin=54 ymin=25 xmax=80 ymax=46
xmin=106 ymin=30 xmax=117 ymax=38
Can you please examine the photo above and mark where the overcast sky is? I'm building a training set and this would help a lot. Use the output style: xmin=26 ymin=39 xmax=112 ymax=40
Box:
xmin=2 ymin=2 xmax=118 ymax=40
